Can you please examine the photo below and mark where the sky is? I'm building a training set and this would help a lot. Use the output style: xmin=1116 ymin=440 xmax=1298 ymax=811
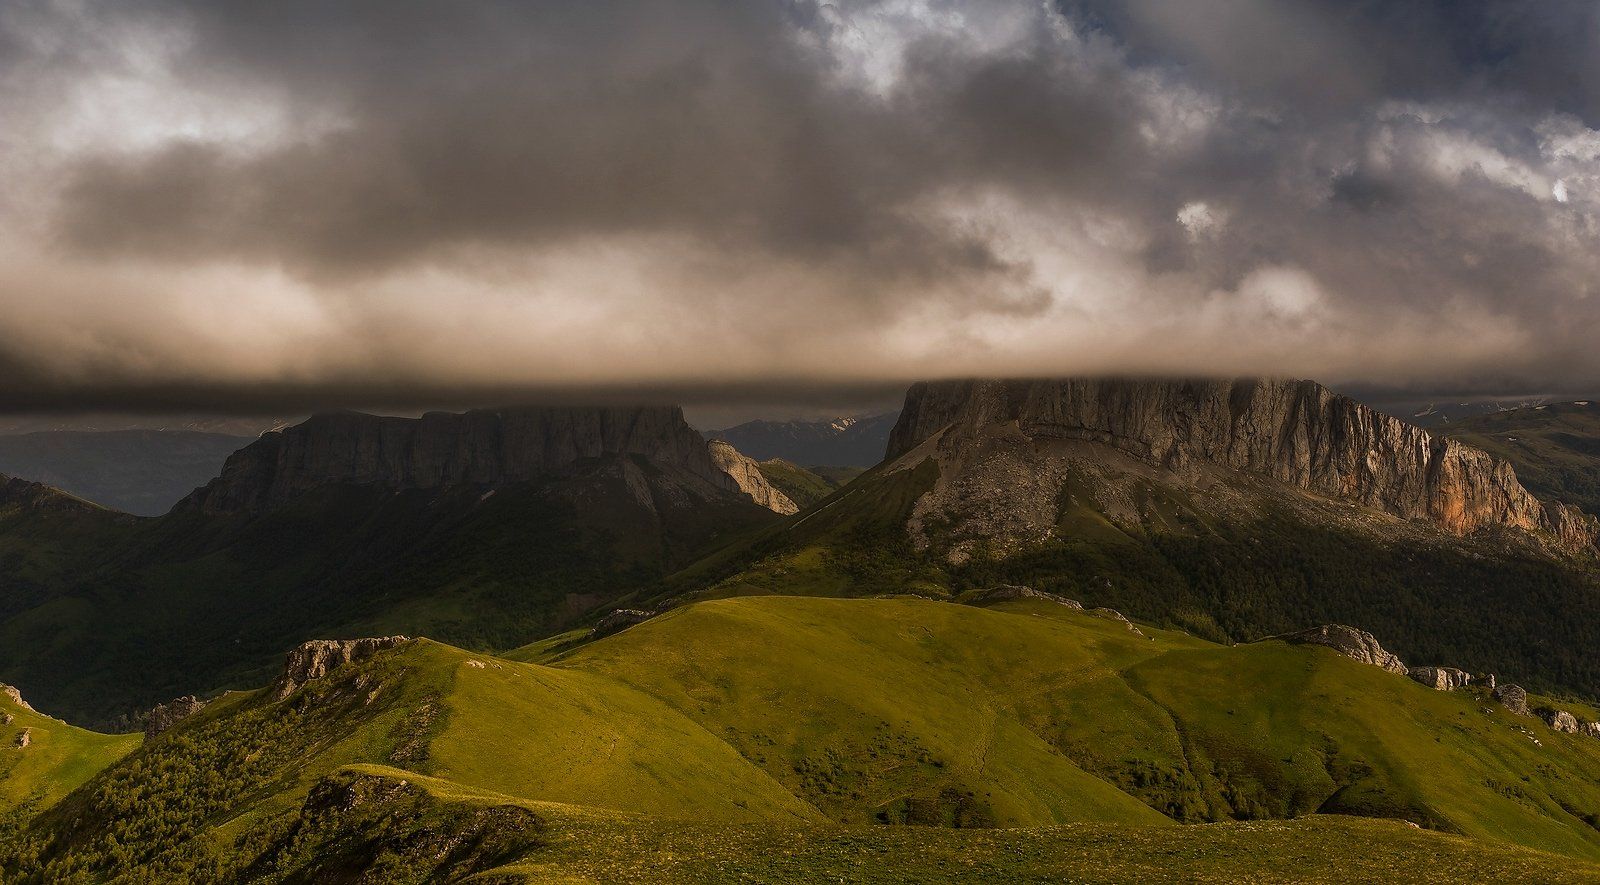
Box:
xmin=2 ymin=0 xmax=1599 ymax=418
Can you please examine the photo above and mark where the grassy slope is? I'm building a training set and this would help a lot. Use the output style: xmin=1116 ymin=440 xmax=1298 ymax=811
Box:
xmin=755 ymin=459 xmax=838 ymax=507
xmin=1446 ymin=402 xmax=1600 ymax=515
xmin=0 ymin=692 xmax=138 ymax=823
xmin=16 ymin=597 xmax=1600 ymax=879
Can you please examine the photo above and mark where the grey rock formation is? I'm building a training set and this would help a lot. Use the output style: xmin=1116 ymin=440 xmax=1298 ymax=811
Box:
xmin=707 ymin=439 xmax=798 ymax=515
xmin=2 ymin=684 xmax=35 ymax=713
xmin=1542 ymin=709 xmax=1581 ymax=734
xmin=13 ymin=727 xmax=30 ymax=748
xmin=1273 ymin=625 xmax=1407 ymax=674
xmin=144 ymin=696 xmax=208 ymax=737
xmin=180 ymin=406 xmax=768 ymax=515
xmin=886 ymin=378 xmax=1597 ymax=551
xmin=0 ymin=712 xmax=11 ymax=726
xmin=1407 ymin=666 xmax=1472 ymax=691
xmin=1581 ymin=721 xmax=1600 ymax=739
xmin=1477 ymin=673 xmax=1497 ymax=692
xmin=271 ymin=637 xmax=409 ymax=701
xmin=965 ymin=585 xmax=1084 ymax=609
xmin=591 ymin=609 xmax=653 ymax=639
xmin=1494 ymin=684 xmax=1530 ymax=716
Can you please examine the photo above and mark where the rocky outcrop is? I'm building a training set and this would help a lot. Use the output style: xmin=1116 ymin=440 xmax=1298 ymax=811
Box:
xmin=1273 ymin=625 xmax=1407 ymax=673
xmin=591 ymin=609 xmax=653 ymax=639
xmin=886 ymin=378 xmax=1598 ymax=551
xmin=964 ymin=585 xmax=1084 ymax=609
xmin=1494 ymin=684 xmax=1530 ymax=716
xmin=1541 ymin=709 xmax=1581 ymax=734
xmin=180 ymin=406 xmax=769 ymax=515
xmin=0 ymin=474 xmax=104 ymax=515
xmin=1407 ymin=666 xmax=1472 ymax=691
xmin=13 ymin=727 xmax=30 ymax=748
xmin=1089 ymin=607 xmax=1145 ymax=635
xmin=144 ymin=696 xmax=208 ymax=737
xmin=707 ymin=439 xmax=798 ymax=515
xmin=2 ymin=684 xmax=35 ymax=713
xmin=271 ymin=637 xmax=409 ymax=701
xmin=0 ymin=713 xmax=10 ymax=726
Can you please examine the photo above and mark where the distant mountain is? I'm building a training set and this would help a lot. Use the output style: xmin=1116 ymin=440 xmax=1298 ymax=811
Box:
xmin=0 ymin=414 xmax=296 ymax=437
xmin=1444 ymin=400 xmax=1600 ymax=516
xmin=1355 ymin=396 xmax=1557 ymax=428
xmin=706 ymin=412 xmax=899 ymax=467
xmin=664 ymin=377 xmax=1600 ymax=702
xmin=0 ymin=405 xmax=789 ymax=724
xmin=0 ymin=430 xmax=251 ymax=516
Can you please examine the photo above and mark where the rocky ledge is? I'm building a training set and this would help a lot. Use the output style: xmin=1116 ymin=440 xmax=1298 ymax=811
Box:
xmin=144 ymin=696 xmax=208 ymax=737
xmin=1407 ymin=666 xmax=1473 ymax=692
xmin=963 ymin=585 xmax=1084 ymax=609
xmin=2 ymin=683 xmax=36 ymax=713
xmin=1272 ymin=624 xmax=1408 ymax=674
xmin=272 ymin=637 xmax=410 ymax=701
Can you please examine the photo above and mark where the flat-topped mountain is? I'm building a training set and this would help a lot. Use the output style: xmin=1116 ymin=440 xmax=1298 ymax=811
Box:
xmin=182 ymin=405 xmax=792 ymax=516
xmin=889 ymin=377 xmax=1597 ymax=553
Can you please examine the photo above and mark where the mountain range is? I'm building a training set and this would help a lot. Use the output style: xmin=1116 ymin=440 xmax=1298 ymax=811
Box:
xmin=706 ymin=412 xmax=899 ymax=467
xmin=0 ymin=430 xmax=251 ymax=516
xmin=5 ymin=375 xmax=1600 ymax=880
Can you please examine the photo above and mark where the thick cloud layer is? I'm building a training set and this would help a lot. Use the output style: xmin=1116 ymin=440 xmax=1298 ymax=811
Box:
xmin=1 ymin=0 xmax=1597 ymax=412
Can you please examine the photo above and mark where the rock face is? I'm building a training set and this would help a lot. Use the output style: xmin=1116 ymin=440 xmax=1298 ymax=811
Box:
xmin=180 ymin=406 xmax=784 ymax=515
xmin=271 ymin=637 xmax=409 ymax=701
xmin=1273 ymin=625 xmax=1407 ymax=674
xmin=1494 ymin=684 xmax=1530 ymax=716
xmin=144 ymin=696 xmax=208 ymax=737
xmin=1 ymin=684 xmax=35 ymax=713
xmin=886 ymin=378 xmax=1597 ymax=551
xmin=1407 ymin=666 xmax=1472 ymax=691
xmin=965 ymin=585 xmax=1084 ymax=609
xmin=707 ymin=439 xmax=798 ymax=515
xmin=591 ymin=609 xmax=653 ymax=639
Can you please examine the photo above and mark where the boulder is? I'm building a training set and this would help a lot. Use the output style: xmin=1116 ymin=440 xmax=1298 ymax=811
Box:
xmin=1542 ymin=709 xmax=1581 ymax=734
xmin=1407 ymin=666 xmax=1471 ymax=691
xmin=1581 ymin=721 xmax=1600 ymax=739
xmin=1493 ymin=683 xmax=1530 ymax=716
xmin=13 ymin=727 xmax=30 ymax=749
xmin=144 ymin=696 xmax=208 ymax=738
xmin=591 ymin=609 xmax=653 ymax=639
xmin=271 ymin=637 xmax=409 ymax=701
xmin=1272 ymin=625 xmax=1406 ymax=674
xmin=1476 ymin=673 xmax=1497 ymax=692
xmin=965 ymin=585 xmax=1083 ymax=609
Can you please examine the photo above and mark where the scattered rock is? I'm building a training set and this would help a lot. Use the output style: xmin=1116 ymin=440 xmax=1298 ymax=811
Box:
xmin=465 ymin=660 xmax=486 ymax=669
xmin=1272 ymin=625 xmax=1407 ymax=674
xmin=591 ymin=609 xmax=653 ymax=639
xmin=965 ymin=585 xmax=1083 ymax=609
xmin=272 ymin=637 xmax=409 ymax=701
xmin=1494 ymin=684 xmax=1530 ymax=716
xmin=13 ymin=727 xmax=30 ymax=748
xmin=1407 ymin=666 xmax=1472 ymax=691
xmin=144 ymin=695 xmax=208 ymax=738
xmin=1089 ymin=607 xmax=1144 ymax=636
xmin=2 ymin=684 xmax=35 ymax=713
xmin=1542 ymin=709 xmax=1581 ymax=734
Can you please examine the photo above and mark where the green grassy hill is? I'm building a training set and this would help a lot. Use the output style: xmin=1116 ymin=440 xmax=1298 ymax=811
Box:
xmin=0 ymin=688 xmax=139 ymax=831
xmin=1446 ymin=401 xmax=1600 ymax=516
xmin=12 ymin=596 xmax=1600 ymax=880
xmin=754 ymin=459 xmax=840 ymax=507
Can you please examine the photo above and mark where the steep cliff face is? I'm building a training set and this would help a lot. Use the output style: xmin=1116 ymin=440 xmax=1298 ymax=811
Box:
xmin=707 ymin=440 xmax=798 ymax=515
xmin=887 ymin=378 xmax=1597 ymax=553
xmin=181 ymin=406 xmax=792 ymax=514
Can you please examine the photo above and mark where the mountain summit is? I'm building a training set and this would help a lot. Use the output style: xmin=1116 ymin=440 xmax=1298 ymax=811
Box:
xmin=182 ymin=405 xmax=792 ymax=515
xmin=888 ymin=378 xmax=1598 ymax=559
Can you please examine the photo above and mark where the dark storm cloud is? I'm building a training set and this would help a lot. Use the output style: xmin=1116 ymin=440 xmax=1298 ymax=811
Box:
xmin=1 ymin=0 xmax=1598 ymax=413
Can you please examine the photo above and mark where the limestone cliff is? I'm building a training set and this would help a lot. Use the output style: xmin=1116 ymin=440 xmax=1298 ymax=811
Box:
xmin=707 ymin=440 xmax=798 ymax=515
xmin=271 ymin=637 xmax=410 ymax=701
xmin=887 ymin=378 xmax=1598 ymax=552
xmin=180 ymin=406 xmax=794 ymax=515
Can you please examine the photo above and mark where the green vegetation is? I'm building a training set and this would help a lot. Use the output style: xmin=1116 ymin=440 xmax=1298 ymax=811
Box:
xmin=12 ymin=597 xmax=1600 ymax=880
xmin=0 ymin=468 xmax=778 ymax=727
xmin=755 ymin=459 xmax=840 ymax=507
xmin=1446 ymin=402 xmax=1600 ymax=515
